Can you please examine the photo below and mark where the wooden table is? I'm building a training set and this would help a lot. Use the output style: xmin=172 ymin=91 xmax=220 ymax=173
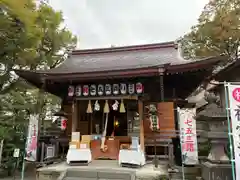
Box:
xmin=91 ymin=139 xmax=120 ymax=160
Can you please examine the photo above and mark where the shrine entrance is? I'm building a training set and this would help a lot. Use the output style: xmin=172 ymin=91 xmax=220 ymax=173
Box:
xmin=78 ymin=99 xmax=129 ymax=137
xmin=106 ymin=110 xmax=127 ymax=137
xmin=70 ymin=79 xmax=143 ymax=160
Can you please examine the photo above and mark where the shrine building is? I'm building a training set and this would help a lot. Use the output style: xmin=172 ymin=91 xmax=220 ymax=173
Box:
xmin=15 ymin=41 xmax=223 ymax=164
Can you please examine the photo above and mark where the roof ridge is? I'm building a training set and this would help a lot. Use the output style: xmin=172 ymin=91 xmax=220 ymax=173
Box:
xmin=71 ymin=41 xmax=177 ymax=55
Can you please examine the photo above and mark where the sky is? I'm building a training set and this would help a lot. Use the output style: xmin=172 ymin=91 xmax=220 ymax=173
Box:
xmin=48 ymin=0 xmax=209 ymax=49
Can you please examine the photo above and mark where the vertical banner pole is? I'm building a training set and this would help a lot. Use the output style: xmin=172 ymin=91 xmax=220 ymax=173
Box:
xmin=224 ymin=82 xmax=236 ymax=180
xmin=21 ymin=80 xmax=44 ymax=180
xmin=177 ymin=107 xmax=185 ymax=180
xmin=21 ymin=126 xmax=28 ymax=180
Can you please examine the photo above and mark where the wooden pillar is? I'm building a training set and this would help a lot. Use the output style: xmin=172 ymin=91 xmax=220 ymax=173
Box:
xmin=138 ymin=100 xmax=145 ymax=152
xmin=159 ymin=74 xmax=164 ymax=102
xmin=90 ymin=114 xmax=93 ymax=134
xmin=71 ymin=101 xmax=77 ymax=132
xmin=153 ymin=69 xmax=165 ymax=167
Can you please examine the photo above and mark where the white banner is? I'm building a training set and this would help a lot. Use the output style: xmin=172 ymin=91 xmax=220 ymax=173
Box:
xmin=178 ymin=108 xmax=198 ymax=165
xmin=227 ymin=85 xmax=240 ymax=180
xmin=25 ymin=114 xmax=39 ymax=162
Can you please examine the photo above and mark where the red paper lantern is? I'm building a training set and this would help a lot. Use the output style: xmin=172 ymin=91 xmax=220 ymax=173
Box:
xmin=68 ymin=86 xmax=74 ymax=97
xmin=61 ymin=118 xmax=67 ymax=130
xmin=136 ymin=82 xmax=143 ymax=94
xmin=83 ymin=85 xmax=89 ymax=96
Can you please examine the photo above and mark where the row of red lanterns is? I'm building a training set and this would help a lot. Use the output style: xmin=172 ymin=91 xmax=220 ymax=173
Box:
xmin=68 ymin=82 xmax=144 ymax=97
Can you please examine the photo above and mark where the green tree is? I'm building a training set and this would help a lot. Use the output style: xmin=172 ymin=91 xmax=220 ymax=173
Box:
xmin=180 ymin=0 xmax=240 ymax=61
xmin=30 ymin=2 xmax=77 ymax=69
xmin=0 ymin=0 xmax=77 ymax=91
xmin=0 ymin=0 xmax=77 ymax=173
xmin=0 ymin=0 xmax=40 ymax=92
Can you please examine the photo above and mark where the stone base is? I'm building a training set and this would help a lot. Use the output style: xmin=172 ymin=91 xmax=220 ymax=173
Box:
xmin=169 ymin=166 xmax=201 ymax=180
xmin=201 ymin=161 xmax=232 ymax=180
xmin=207 ymin=142 xmax=229 ymax=162
xmin=37 ymin=160 xmax=168 ymax=180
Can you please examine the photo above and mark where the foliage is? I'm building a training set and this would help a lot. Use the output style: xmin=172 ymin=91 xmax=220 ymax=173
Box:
xmin=0 ymin=0 xmax=77 ymax=173
xmin=180 ymin=0 xmax=240 ymax=61
xmin=0 ymin=0 xmax=39 ymax=92
xmin=0 ymin=0 xmax=77 ymax=91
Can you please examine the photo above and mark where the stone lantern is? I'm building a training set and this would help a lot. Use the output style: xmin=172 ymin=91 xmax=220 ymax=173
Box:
xmin=197 ymin=102 xmax=232 ymax=180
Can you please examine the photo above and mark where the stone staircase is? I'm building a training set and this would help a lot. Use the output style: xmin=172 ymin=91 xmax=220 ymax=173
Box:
xmin=59 ymin=169 xmax=135 ymax=180
xmin=37 ymin=160 xmax=169 ymax=180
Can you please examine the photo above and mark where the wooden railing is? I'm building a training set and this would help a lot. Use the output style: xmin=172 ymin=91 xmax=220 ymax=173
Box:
xmin=144 ymin=129 xmax=208 ymax=142
xmin=144 ymin=129 xmax=210 ymax=161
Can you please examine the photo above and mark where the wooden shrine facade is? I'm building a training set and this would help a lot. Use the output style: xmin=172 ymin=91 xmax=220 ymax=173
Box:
xmin=15 ymin=41 xmax=224 ymax=159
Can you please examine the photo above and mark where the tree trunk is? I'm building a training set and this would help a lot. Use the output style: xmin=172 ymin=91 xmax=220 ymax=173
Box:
xmin=0 ymin=139 xmax=4 ymax=166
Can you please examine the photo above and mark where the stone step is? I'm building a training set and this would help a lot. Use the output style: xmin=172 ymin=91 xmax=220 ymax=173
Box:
xmin=65 ymin=178 xmax=95 ymax=180
xmin=66 ymin=178 xmax=132 ymax=180
xmin=64 ymin=169 xmax=135 ymax=180
xmin=169 ymin=173 xmax=199 ymax=180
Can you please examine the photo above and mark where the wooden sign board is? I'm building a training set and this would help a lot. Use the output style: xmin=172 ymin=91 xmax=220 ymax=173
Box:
xmin=157 ymin=102 xmax=175 ymax=138
xmin=144 ymin=102 xmax=175 ymax=139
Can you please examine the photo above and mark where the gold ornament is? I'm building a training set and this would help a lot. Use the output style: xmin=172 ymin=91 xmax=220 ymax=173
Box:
xmin=103 ymin=100 xmax=110 ymax=113
xmin=86 ymin=100 xmax=93 ymax=113
xmin=119 ymin=99 xmax=126 ymax=113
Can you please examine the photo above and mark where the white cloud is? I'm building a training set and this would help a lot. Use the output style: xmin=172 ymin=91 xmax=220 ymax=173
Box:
xmin=49 ymin=0 xmax=209 ymax=49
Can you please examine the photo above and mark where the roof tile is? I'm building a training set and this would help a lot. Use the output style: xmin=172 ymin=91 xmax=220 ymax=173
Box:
xmin=44 ymin=42 xmax=188 ymax=74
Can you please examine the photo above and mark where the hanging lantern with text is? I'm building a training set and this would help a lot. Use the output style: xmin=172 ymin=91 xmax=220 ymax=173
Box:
xmin=57 ymin=117 xmax=67 ymax=130
xmin=136 ymin=82 xmax=143 ymax=94
xmin=75 ymin=85 xmax=82 ymax=96
xmin=83 ymin=85 xmax=89 ymax=96
xmin=67 ymin=82 xmax=144 ymax=97
xmin=68 ymin=86 xmax=74 ymax=97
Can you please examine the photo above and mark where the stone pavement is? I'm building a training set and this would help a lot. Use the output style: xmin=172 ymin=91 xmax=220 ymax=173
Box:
xmin=37 ymin=160 xmax=168 ymax=180
xmin=0 ymin=160 xmax=169 ymax=180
